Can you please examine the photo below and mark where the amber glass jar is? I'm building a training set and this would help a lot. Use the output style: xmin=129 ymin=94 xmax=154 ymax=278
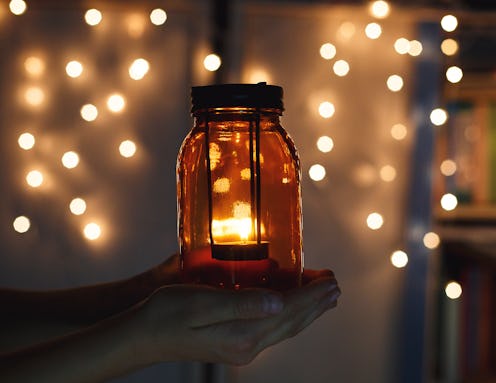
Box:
xmin=177 ymin=83 xmax=303 ymax=291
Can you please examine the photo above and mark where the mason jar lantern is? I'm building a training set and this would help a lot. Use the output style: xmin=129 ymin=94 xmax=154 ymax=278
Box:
xmin=177 ymin=83 xmax=303 ymax=290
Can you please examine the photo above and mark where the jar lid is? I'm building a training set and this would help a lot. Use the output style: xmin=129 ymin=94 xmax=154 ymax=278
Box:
xmin=191 ymin=83 xmax=284 ymax=113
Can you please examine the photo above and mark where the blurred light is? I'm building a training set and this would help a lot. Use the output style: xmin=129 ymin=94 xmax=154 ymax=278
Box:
xmin=430 ymin=108 xmax=448 ymax=126
xmin=333 ymin=60 xmax=350 ymax=77
xmin=317 ymin=136 xmax=334 ymax=153
xmin=441 ymin=193 xmax=458 ymax=211
xmin=441 ymin=15 xmax=458 ymax=32
xmin=394 ymin=38 xmax=410 ymax=55
xmin=408 ymin=40 xmax=423 ymax=56
xmin=26 ymin=170 xmax=43 ymax=187
xmin=119 ymin=140 xmax=136 ymax=158
xmin=440 ymin=159 xmax=457 ymax=176
xmin=70 ymin=198 xmax=87 ymax=215
xmin=85 ymin=9 xmax=102 ymax=26
xmin=126 ymin=14 xmax=146 ymax=38
xmin=391 ymin=123 xmax=407 ymax=140
xmin=129 ymin=58 xmax=150 ymax=80
xmin=107 ymin=94 xmax=126 ymax=113
xmin=248 ymin=69 xmax=271 ymax=84
xmin=365 ymin=22 xmax=382 ymax=39
xmin=352 ymin=163 xmax=376 ymax=187
xmin=203 ymin=54 xmax=221 ymax=72
xmin=66 ymin=61 xmax=83 ymax=78
xmin=84 ymin=222 xmax=101 ymax=240
xmin=24 ymin=86 xmax=45 ymax=106
xmin=9 ymin=0 xmax=27 ymax=15
xmin=337 ymin=22 xmax=356 ymax=40
xmin=213 ymin=178 xmax=230 ymax=193
xmin=320 ymin=43 xmax=337 ymax=60
xmin=366 ymin=212 xmax=384 ymax=230
xmin=80 ymin=104 xmax=98 ymax=121
xmin=445 ymin=281 xmax=462 ymax=299
xmin=24 ymin=57 xmax=45 ymax=77
xmin=150 ymin=8 xmax=167 ymax=25
xmin=441 ymin=39 xmax=458 ymax=56
xmin=390 ymin=250 xmax=408 ymax=268
xmin=387 ymin=75 xmax=403 ymax=92
xmin=318 ymin=101 xmax=335 ymax=118
xmin=18 ymin=133 xmax=35 ymax=150
xmin=369 ymin=1 xmax=390 ymax=18
xmin=380 ymin=165 xmax=396 ymax=182
xmin=446 ymin=66 xmax=463 ymax=83
xmin=423 ymin=231 xmax=440 ymax=249
xmin=13 ymin=216 xmax=30 ymax=233
xmin=309 ymin=164 xmax=326 ymax=181
xmin=62 ymin=151 xmax=80 ymax=169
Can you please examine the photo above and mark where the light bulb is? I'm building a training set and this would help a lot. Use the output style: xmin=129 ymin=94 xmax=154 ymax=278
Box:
xmin=80 ymin=104 xmax=98 ymax=121
xmin=85 ymin=9 xmax=102 ymax=26
xmin=150 ymin=8 xmax=167 ymax=25
xmin=13 ymin=216 xmax=30 ymax=233
xmin=66 ymin=61 xmax=83 ymax=78
xmin=70 ymin=198 xmax=87 ymax=215
xmin=84 ymin=222 xmax=101 ymax=240
xmin=107 ymin=94 xmax=126 ymax=113
xmin=203 ymin=54 xmax=221 ymax=72
xmin=320 ymin=43 xmax=337 ymax=60
xmin=318 ymin=101 xmax=335 ymax=118
xmin=441 ymin=15 xmax=458 ymax=32
xmin=366 ymin=212 xmax=383 ymax=230
xmin=365 ymin=22 xmax=382 ymax=39
xmin=18 ymin=133 xmax=35 ymax=150
xmin=387 ymin=75 xmax=403 ymax=92
xmin=446 ymin=66 xmax=463 ymax=83
xmin=369 ymin=1 xmax=390 ymax=19
xmin=440 ymin=193 xmax=458 ymax=211
xmin=445 ymin=281 xmax=462 ymax=299
xmin=430 ymin=108 xmax=448 ymax=126
xmin=390 ymin=250 xmax=408 ymax=268
xmin=129 ymin=58 xmax=150 ymax=80
xmin=309 ymin=164 xmax=326 ymax=181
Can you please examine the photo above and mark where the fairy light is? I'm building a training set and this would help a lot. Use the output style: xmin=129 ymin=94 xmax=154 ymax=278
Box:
xmin=333 ymin=60 xmax=350 ymax=77
xmin=379 ymin=165 xmax=396 ymax=182
xmin=446 ymin=66 xmax=463 ymax=83
xmin=440 ymin=159 xmax=457 ymax=176
xmin=309 ymin=164 xmax=326 ymax=181
xmin=203 ymin=54 xmax=221 ymax=72
xmin=440 ymin=193 xmax=458 ymax=211
xmin=320 ymin=43 xmax=337 ymax=60
xmin=430 ymin=108 xmax=448 ymax=126
xmin=369 ymin=1 xmax=390 ymax=19
xmin=26 ymin=170 xmax=43 ymax=187
xmin=366 ymin=212 xmax=383 ymax=230
xmin=129 ymin=58 xmax=150 ymax=80
xmin=13 ymin=216 xmax=31 ymax=233
xmin=318 ymin=101 xmax=335 ymax=118
xmin=423 ymin=232 xmax=440 ymax=249
xmin=83 ymin=222 xmax=101 ymax=240
xmin=150 ymin=8 xmax=167 ymax=25
xmin=365 ymin=22 xmax=382 ymax=39
xmin=69 ymin=198 xmax=87 ymax=215
xmin=24 ymin=57 xmax=45 ymax=77
xmin=408 ymin=40 xmax=423 ymax=56
xmin=18 ymin=133 xmax=35 ymax=150
xmin=9 ymin=0 xmax=27 ymax=15
xmin=387 ymin=75 xmax=403 ymax=92
xmin=61 ymin=151 xmax=80 ymax=169
xmin=391 ymin=123 xmax=407 ymax=140
xmin=107 ymin=94 xmax=126 ymax=113
xmin=24 ymin=86 xmax=45 ymax=107
xmin=65 ymin=61 xmax=83 ymax=78
xmin=317 ymin=136 xmax=334 ymax=153
xmin=441 ymin=15 xmax=458 ymax=32
xmin=445 ymin=281 xmax=462 ymax=299
xmin=119 ymin=140 xmax=136 ymax=158
xmin=85 ymin=9 xmax=102 ymax=26
xmin=80 ymin=104 xmax=98 ymax=121
xmin=394 ymin=38 xmax=410 ymax=55
xmin=390 ymin=250 xmax=408 ymax=268
xmin=441 ymin=39 xmax=458 ymax=56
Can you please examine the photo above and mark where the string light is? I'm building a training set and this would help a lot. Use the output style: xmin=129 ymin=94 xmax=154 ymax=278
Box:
xmin=61 ymin=151 xmax=80 ymax=169
xmin=440 ymin=159 xmax=457 ymax=176
xmin=129 ymin=58 xmax=150 ymax=80
xmin=318 ymin=101 xmax=335 ymax=118
xmin=107 ymin=94 xmax=126 ymax=113
xmin=369 ymin=1 xmax=390 ymax=19
xmin=26 ymin=170 xmax=43 ymax=188
xmin=85 ymin=9 xmax=102 ymax=26
xmin=13 ymin=216 xmax=31 ymax=233
xmin=366 ymin=212 xmax=383 ymax=230
xmin=9 ymin=0 xmax=27 ymax=15
xmin=430 ymin=108 xmax=448 ymax=126
xmin=408 ymin=40 xmax=423 ymax=56
xmin=445 ymin=281 xmax=462 ymax=299
xmin=24 ymin=57 xmax=45 ymax=77
xmin=386 ymin=75 xmax=403 ymax=92
xmin=394 ymin=38 xmax=410 ymax=55
xmin=83 ymin=222 xmax=101 ymax=240
xmin=391 ymin=123 xmax=407 ymax=140
xmin=69 ymin=198 xmax=87 ymax=215
xmin=390 ymin=250 xmax=408 ymax=268
xmin=119 ymin=140 xmax=136 ymax=158
xmin=440 ymin=193 xmax=458 ymax=211
xmin=379 ymin=165 xmax=396 ymax=182
xmin=446 ymin=66 xmax=463 ymax=83
xmin=18 ymin=133 xmax=35 ymax=150
xmin=24 ymin=86 xmax=45 ymax=107
xmin=441 ymin=39 xmax=458 ymax=56
xmin=333 ymin=60 xmax=350 ymax=77
xmin=309 ymin=164 xmax=326 ymax=181
xmin=65 ymin=61 xmax=83 ymax=78
xmin=365 ymin=23 xmax=382 ymax=39
xmin=441 ymin=15 xmax=458 ymax=32
xmin=316 ymin=136 xmax=334 ymax=153
xmin=423 ymin=232 xmax=440 ymax=249
xmin=203 ymin=54 xmax=221 ymax=72
xmin=80 ymin=104 xmax=98 ymax=121
xmin=320 ymin=43 xmax=337 ymax=60
xmin=150 ymin=8 xmax=167 ymax=25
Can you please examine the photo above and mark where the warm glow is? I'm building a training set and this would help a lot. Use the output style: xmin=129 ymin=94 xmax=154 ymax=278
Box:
xmin=247 ymin=69 xmax=271 ymax=84
xmin=24 ymin=86 xmax=45 ymax=106
xmin=430 ymin=108 xmax=448 ymax=126
xmin=203 ymin=54 xmax=221 ymax=72
xmin=441 ymin=39 xmax=458 ymax=56
xmin=18 ymin=133 xmax=35 ymax=150
xmin=213 ymin=177 xmax=230 ymax=193
xmin=13 ymin=216 xmax=31 ymax=233
xmin=391 ymin=123 xmax=407 ymax=140
xmin=390 ymin=250 xmax=408 ymax=268
xmin=440 ymin=159 xmax=457 ymax=176
xmin=318 ymin=101 xmax=335 ymax=118
xmin=446 ymin=66 xmax=463 ymax=83
xmin=129 ymin=58 xmax=150 ymax=80
xmin=309 ymin=164 xmax=326 ymax=181
xmin=84 ymin=222 xmax=101 ymax=240
xmin=441 ymin=193 xmax=458 ymax=211
xmin=107 ymin=94 xmax=126 ymax=113
xmin=240 ymin=168 xmax=251 ymax=180
xmin=24 ymin=57 xmax=44 ymax=77
xmin=150 ymin=8 xmax=167 ymax=25
xmin=317 ymin=136 xmax=334 ymax=153
xmin=320 ymin=43 xmax=337 ymax=60
xmin=387 ymin=75 xmax=403 ymax=92
xmin=423 ymin=232 xmax=440 ymax=249
xmin=80 ymin=104 xmax=98 ymax=121
xmin=380 ymin=165 xmax=396 ymax=182
xmin=366 ymin=212 xmax=383 ymax=230
xmin=369 ymin=1 xmax=390 ymax=18
xmin=365 ymin=22 xmax=382 ymax=39
xmin=26 ymin=170 xmax=43 ymax=187
xmin=445 ymin=281 xmax=462 ymax=299
xmin=441 ymin=15 xmax=458 ymax=32
xmin=126 ymin=14 xmax=146 ymax=38
xmin=85 ymin=9 xmax=102 ymax=26
xmin=65 ymin=60 xmax=83 ymax=78
xmin=408 ymin=40 xmax=423 ymax=56
xmin=212 ymin=218 xmax=253 ymax=241
xmin=62 ymin=151 xmax=80 ymax=169
xmin=333 ymin=60 xmax=350 ymax=77
xmin=9 ymin=0 xmax=27 ymax=15
xmin=119 ymin=140 xmax=136 ymax=158
xmin=70 ymin=198 xmax=87 ymax=215
xmin=394 ymin=38 xmax=410 ymax=55
xmin=337 ymin=22 xmax=356 ymax=40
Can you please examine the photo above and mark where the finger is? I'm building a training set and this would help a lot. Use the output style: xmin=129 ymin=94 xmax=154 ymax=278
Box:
xmin=302 ymin=269 xmax=335 ymax=285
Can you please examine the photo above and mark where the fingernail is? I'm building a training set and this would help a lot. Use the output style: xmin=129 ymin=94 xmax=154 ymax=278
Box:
xmin=263 ymin=294 xmax=284 ymax=314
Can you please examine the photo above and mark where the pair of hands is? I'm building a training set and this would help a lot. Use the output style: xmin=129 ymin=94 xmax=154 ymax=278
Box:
xmin=136 ymin=255 xmax=340 ymax=366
